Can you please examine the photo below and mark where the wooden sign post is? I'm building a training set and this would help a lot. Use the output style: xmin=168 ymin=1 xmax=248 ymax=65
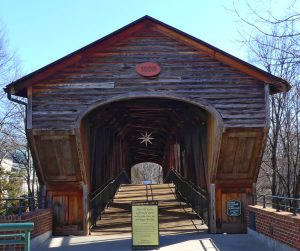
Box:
xmin=132 ymin=201 xmax=159 ymax=250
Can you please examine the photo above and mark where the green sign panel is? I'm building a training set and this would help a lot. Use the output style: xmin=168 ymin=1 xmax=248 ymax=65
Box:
xmin=227 ymin=200 xmax=242 ymax=217
xmin=132 ymin=201 xmax=159 ymax=249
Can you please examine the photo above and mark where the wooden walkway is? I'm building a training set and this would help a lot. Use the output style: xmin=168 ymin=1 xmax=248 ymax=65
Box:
xmin=91 ymin=183 xmax=208 ymax=236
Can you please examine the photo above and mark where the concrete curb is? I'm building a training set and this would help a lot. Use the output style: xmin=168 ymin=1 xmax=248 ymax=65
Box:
xmin=31 ymin=231 xmax=52 ymax=249
xmin=247 ymin=228 xmax=297 ymax=251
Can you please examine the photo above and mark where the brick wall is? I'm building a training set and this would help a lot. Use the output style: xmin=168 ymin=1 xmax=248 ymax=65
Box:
xmin=0 ymin=209 xmax=52 ymax=251
xmin=248 ymin=205 xmax=300 ymax=250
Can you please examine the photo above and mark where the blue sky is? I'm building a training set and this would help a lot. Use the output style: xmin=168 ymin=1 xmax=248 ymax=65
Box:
xmin=0 ymin=1 xmax=295 ymax=75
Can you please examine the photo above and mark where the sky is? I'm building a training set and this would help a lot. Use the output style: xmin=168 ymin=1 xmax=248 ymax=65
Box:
xmin=0 ymin=0 xmax=297 ymax=76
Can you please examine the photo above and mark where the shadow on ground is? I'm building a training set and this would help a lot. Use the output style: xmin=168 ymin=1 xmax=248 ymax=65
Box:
xmin=34 ymin=232 xmax=272 ymax=251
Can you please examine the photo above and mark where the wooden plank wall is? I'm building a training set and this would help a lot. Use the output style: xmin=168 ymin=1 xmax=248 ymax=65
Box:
xmin=27 ymin=25 xmax=269 ymax=235
xmin=30 ymin=27 xmax=266 ymax=130
xmin=163 ymin=122 xmax=207 ymax=189
xmin=47 ymin=190 xmax=83 ymax=235
xmin=215 ymin=186 xmax=253 ymax=233
xmin=88 ymin=125 xmax=129 ymax=192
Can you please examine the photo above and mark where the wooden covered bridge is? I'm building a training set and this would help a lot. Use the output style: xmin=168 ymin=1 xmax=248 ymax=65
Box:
xmin=5 ymin=16 xmax=289 ymax=235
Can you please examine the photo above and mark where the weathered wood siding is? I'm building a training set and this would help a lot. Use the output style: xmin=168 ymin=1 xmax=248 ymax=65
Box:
xmin=30 ymin=28 xmax=266 ymax=130
xmin=24 ymin=23 xmax=272 ymax=235
xmin=47 ymin=190 xmax=83 ymax=235
xmin=215 ymin=186 xmax=253 ymax=233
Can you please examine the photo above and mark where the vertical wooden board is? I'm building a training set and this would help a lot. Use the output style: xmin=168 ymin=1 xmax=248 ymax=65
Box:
xmin=183 ymin=131 xmax=193 ymax=179
xmin=70 ymin=135 xmax=84 ymax=181
xmin=74 ymin=128 xmax=88 ymax=183
xmin=27 ymin=129 xmax=46 ymax=184
xmin=169 ymin=144 xmax=174 ymax=170
xmin=68 ymin=193 xmax=83 ymax=226
xmin=251 ymin=130 xmax=268 ymax=180
xmin=35 ymin=138 xmax=60 ymax=176
xmin=221 ymin=137 xmax=238 ymax=173
xmin=233 ymin=138 xmax=247 ymax=173
xmin=264 ymin=84 xmax=270 ymax=127
xmin=82 ymin=184 xmax=89 ymax=235
xmin=207 ymin=114 xmax=221 ymax=182
xmin=192 ymin=130 xmax=201 ymax=186
xmin=209 ymin=183 xmax=217 ymax=233
xmin=55 ymin=137 xmax=75 ymax=176
xmin=207 ymin=115 xmax=214 ymax=180
xmin=27 ymin=87 xmax=33 ymax=130
xmin=215 ymin=187 xmax=222 ymax=230
xmin=193 ymin=147 xmax=200 ymax=186
xmin=176 ymin=143 xmax=181 ymax=173
xmin=235 ymin=137 xmax=255 ymax=173
xmin=174 ymin=143 xmax=179 ymax=171
xmin=52 ymin=195 xmax=68 ymax=227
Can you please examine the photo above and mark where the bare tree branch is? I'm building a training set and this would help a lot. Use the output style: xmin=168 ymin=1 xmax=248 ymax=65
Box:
xmin=233 ymin=1 xmax=300 ymax=198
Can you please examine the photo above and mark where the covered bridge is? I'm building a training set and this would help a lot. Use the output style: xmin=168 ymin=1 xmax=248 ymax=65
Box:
xmin=5 ymin=16 xmax=289 ymax=235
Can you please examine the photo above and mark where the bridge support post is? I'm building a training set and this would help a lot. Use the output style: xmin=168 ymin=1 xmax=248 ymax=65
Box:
xmin=82 ymin=184 xmax=90 ymax=235
xmin=252 ymin=182 xmax=256 ymax=204
xmin=209 ymin=183 xmax=216 ymax=233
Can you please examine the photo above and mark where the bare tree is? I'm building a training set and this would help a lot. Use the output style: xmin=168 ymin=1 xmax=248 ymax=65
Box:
xmin=0 ymin=24 xmax=37 ymax=198
xmin=233 ymin=1 xmax=300 ymax=198
xmin=131 ymin=162 xmax=163 ymax=184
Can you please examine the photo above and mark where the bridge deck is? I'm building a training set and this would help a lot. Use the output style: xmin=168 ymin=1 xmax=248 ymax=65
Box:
xmin=91 ymin=183 xmax=208 ymax=236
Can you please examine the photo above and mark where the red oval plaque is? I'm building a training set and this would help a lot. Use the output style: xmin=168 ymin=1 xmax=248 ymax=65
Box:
xmin=136 ymin=62 xmax=161 ymax=77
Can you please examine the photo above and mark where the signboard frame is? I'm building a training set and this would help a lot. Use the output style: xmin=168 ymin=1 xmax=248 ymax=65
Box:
xmin=227 ymin=200 xmax=242 ymax=217
xmin=131 ymin=201 xmax=160 ymax=250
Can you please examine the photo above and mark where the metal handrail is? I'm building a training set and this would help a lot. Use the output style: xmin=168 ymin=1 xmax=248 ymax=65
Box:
xmin=90 ymin=178 xmax=114 ymax=198
xmin=180 ymin=175 xmax=208 ymax=196
xmin=90 ymin=170 xmax=130 ymax=227
xmin=0 ymin=222 xmax=34 ymax=251
xmin=0 ymin=197 xmax=42 ymax=216
xmin=255 ymin=194 xmax=300 ymax=216
xmin=164 ymin=170 xmax=208 ymax=225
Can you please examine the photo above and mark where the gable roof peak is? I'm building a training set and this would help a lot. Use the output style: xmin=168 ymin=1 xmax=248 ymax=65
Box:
xmin=5 ymin=15 xmax=290 ymax=96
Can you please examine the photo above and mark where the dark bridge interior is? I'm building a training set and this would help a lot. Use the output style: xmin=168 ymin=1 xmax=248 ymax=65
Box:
xmin=84 ymin=98 xmax=208 ymax=193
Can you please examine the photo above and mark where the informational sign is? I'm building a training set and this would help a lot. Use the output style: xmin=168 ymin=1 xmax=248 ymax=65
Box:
xmin=143 ymin=180 xmax=152 ymax=185
xmin=135 ymin=62 xmax=161 ymax=77
xmin=132 ymin=201 xmax=159 ymax=250
xmin=227 ymin=200 xmax=242 ymax=217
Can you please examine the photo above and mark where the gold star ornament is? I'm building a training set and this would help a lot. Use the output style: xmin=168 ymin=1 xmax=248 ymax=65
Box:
xmin=139 ymin=131 xmax=154 ymax=147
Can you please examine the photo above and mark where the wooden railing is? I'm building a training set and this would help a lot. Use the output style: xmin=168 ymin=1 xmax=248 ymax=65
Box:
xmin=164 ymin=170 xmax=208 ymax=225
xmin=0 ymin=222 xmax=34 ymax=251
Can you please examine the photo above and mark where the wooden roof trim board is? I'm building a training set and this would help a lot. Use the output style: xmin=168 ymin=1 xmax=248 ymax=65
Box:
xmin=4 ymin=15 xmax=290 ymax=97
